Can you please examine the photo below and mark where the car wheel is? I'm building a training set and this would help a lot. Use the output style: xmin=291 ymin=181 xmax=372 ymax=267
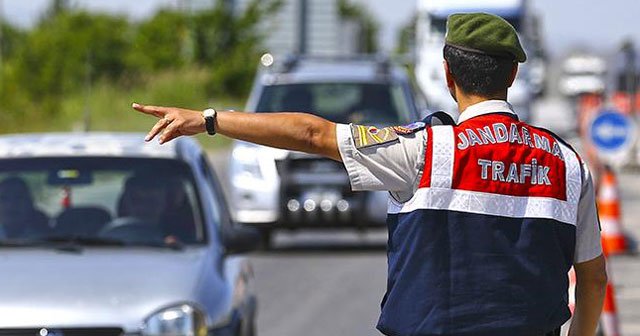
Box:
xmin=260 ymin=228 xmax=272 ymax=250
xmin=242 ymin=319 xmax=256 ymax=336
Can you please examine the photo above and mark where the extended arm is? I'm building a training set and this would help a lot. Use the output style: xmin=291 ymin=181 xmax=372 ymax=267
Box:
xmin=132 ymin=103 xmax=341 ymax=161
xmin=568 ymin=254 xmax=607 ymax=336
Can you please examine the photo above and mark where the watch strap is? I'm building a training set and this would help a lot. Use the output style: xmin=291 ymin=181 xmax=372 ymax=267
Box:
xmin=203 ymin=108 xmax=217 ymax=136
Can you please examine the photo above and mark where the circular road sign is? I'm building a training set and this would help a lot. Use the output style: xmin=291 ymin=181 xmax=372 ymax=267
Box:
xmin=589 ymin=109 xmax=636 ymax=161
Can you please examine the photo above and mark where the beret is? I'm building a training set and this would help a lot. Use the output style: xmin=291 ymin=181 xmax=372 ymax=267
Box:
xmin=445 ymin=12 xmax=526 ymax=63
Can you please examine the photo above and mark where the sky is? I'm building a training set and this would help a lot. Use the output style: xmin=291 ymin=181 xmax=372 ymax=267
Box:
xmin=2 ymin=0 xmax=640 ymax=59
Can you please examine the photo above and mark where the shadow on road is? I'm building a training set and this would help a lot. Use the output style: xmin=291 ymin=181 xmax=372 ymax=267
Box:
xmin=249 ymin=230 xmax=388 ymax=255
xmin=260 ymin=242 xmax=387 ymax=254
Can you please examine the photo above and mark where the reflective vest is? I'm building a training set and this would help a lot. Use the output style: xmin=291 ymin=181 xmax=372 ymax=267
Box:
xmin=378 ymin=113 xmax=582 ymax=336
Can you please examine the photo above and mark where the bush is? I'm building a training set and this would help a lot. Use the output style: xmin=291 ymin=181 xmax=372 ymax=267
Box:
xmin=10 ymin=11 xmax=131 ymax=115
xmin=128 ymin=10 xmax=191 ymax=71
xmin=0 ymin=0 xmax=281 ymax=130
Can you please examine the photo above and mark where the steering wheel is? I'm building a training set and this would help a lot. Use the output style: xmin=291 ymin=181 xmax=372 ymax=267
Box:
xmin=99 ymin=217 xmax=166 ymax=244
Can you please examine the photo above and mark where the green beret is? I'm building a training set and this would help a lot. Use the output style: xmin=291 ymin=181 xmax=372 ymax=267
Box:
xmin=445 ymin=12 xmax=526 ymax=63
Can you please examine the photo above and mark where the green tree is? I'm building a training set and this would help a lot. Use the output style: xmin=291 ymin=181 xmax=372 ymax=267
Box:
xmin=12 ymin=11 xmax=131 ymax=113
xmin=192 ymin=0 xmax=281 ymax=97
xmin=0 ymin=0 xmax=284 ymax=130
xmin=128 ymin=10 xmax=191 ymax=71
xmin=337 ymin=0 xmax=379 ymax=53
xmin=49 ymin=0 xmax=71 ymax=15
xmin=396 ymin=15 xmax=416 ymax=55
xmin=0 ymin=22 xmax=25 ymax=60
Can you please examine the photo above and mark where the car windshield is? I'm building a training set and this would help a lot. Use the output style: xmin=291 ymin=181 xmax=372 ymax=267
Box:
xmin=0 ymin=157 xmax=206 ymax=247
xmin=256 ymin=83 xmax=413 ymax=124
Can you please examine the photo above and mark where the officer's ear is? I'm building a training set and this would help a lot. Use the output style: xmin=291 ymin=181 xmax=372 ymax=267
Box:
xmin=443 ymin=60 xmax=457 ymax=102
xmin=507 ymin=63 xmax=518 ymax=88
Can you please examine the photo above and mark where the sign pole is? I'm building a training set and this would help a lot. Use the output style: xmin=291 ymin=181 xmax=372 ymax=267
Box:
xmin=621 ymin=40 xmax=639 ymax=167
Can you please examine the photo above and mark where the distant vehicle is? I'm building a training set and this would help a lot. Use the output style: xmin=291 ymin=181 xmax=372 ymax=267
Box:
xmin=415 ymin=0 xmax=543 ymax=121
xmin=559 ymin=53 xmax=607 ymax=97
xmin=0 ymin=133 xmax=260 ymax=336
xmin=230 ymin=55 xmax=426 ymax=247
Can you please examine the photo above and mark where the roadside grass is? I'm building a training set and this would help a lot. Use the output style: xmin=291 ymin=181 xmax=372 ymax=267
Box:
xmin=3 ymin=67 xmax=245 ymax=151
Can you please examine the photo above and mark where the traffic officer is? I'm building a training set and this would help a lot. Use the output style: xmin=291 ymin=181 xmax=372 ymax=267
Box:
xmin=133 ymin=13 xmax=607 ymax=336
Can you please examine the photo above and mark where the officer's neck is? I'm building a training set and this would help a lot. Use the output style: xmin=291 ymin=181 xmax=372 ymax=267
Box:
xmin=455 ymin=89 xmax=508 ymax=115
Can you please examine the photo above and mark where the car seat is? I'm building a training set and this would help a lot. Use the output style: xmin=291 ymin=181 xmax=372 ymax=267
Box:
xmin=281 ymin=86 xmax=314 ymax=112
xmin=54 ymin=206 xmax=112 ymax=237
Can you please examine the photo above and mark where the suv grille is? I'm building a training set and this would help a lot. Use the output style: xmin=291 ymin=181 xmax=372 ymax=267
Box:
xmin=0 ymin=328 xmax=123 ymax=336
xmin=276 ymin=157 xmax=351 ymax=189
xmin=275 ymin=155 xmax=369 ymax=226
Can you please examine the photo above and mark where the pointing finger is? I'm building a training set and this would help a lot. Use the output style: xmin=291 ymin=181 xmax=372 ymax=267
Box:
xmin=161 ymin=132 xmax=180 ymax=144
xmin=160 ymin=121 xmax=181 ymax=144
xmin=146 ymin=117 xmax=171 ymax=142
xmin=132 ymin=103 xmax=167 ymax=118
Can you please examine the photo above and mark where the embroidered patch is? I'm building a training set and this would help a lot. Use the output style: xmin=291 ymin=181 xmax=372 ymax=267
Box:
xmin=351 ymin=125 xmax=399 ymax=149
xmin=392 ymin=121 xmax=426 ymax=135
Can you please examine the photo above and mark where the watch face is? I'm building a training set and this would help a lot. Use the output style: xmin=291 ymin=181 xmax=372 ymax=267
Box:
xmin=203 ymin=108 xmax=216 ymax=117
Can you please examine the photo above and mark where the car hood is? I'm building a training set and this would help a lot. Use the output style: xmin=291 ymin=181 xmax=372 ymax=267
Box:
xmin=0 ymin=247 xmax=214 ymax=329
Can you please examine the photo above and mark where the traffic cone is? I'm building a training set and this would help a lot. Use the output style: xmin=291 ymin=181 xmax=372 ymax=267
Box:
xmin=600 ymin=274 xmax=621 ymax=336
xmin=612 ymin=91 xmax=632 ymax=114
xmin=577 ymin=93 xmax=604 ymax=171
xmin=600 ymin=242 xmax=621 ymax=336
xmin=598 ymin=167 xmax=628 ymax=256
xmin=568 ymin=267 xmax=576 ymax=314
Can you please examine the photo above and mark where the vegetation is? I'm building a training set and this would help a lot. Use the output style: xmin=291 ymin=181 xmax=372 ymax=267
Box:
xmin=396 ymin=15 xmax=417 ymax=55
xmin=0 ymin=0 xmax=279 ymax=148
xmin=337 ymin=0 xmax=379 ymax=53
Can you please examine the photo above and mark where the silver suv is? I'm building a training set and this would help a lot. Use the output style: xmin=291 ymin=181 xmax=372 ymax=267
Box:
xmin=230 ymin=56 xmax=426 ymax=247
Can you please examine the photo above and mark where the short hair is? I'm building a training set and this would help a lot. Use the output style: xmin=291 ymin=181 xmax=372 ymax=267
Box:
xmin=443 ymin=45 xmax=516 ymax=96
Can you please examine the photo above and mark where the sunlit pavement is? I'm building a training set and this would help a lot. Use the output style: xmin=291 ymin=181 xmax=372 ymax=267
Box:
xmin=609 ymin=172 xmax=640 ymax=335
xmin=208 ymin=95 xmax=640 ymax=335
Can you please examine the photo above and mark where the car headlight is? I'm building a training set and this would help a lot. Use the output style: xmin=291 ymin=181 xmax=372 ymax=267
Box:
xmin=142 ymin=304 xmax=207 ymax=336
xmin=231 ymin=146 xmax=263 ymax=180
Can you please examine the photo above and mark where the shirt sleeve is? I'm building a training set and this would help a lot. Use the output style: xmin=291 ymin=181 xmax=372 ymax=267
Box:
xmin=336 ymin=123 xmax=426 ymax=196
xmin=574 ymin=161 xmax=603 ymax=263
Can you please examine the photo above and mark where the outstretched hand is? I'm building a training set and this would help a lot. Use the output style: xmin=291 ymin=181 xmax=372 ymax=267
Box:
xmin=132 ymin=103 xmax=206 ymax=144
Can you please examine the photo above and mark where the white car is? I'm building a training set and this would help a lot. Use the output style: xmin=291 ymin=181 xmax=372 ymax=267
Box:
xmin=230 ymin=56 xmax=426 ymax=247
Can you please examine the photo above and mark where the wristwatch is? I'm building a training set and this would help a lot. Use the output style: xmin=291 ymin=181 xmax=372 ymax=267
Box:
xmin=203 ymin=108 xmax=217 ymax=136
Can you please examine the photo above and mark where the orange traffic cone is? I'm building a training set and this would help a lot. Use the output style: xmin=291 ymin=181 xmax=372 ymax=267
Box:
xmin=600 ymin=275 xmax=621 ymax=336
xmin=568 ymin=267 xmax=576 ymax=314
xmin=598 ymin=167 xmax=628 ymax=256
xmin=600 ymin=241 xmax=621 ymax=336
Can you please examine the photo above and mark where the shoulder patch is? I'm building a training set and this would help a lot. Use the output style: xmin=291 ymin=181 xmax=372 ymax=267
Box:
xmin=392 ymin=121 xmax=427 ymax=135
xmin=351 ymin=125 xmax=399 ymax=149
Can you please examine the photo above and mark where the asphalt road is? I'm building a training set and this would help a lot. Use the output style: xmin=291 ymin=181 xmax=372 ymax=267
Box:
xmin=609 ymin=171 xmax=640 ymax=335
xmin=208 ymin=95 xmax=640 ymax=336
xmin=210 ymin=149 xmax=389 ymax=335
xmin=250 ymin=234 xmax=387 ymax=336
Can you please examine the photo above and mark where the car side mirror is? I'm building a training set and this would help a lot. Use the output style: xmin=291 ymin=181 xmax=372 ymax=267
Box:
xmin=221 ymin=221 xmax=261 ymax=254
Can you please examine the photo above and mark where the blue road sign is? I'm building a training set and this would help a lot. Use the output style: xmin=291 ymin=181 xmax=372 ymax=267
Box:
xmin=589 ymin=109 xmax=636 ymax=156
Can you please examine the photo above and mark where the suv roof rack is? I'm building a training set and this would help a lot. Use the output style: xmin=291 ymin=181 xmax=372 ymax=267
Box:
xmin=259 ymin=53 xmax=395 ymax=75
